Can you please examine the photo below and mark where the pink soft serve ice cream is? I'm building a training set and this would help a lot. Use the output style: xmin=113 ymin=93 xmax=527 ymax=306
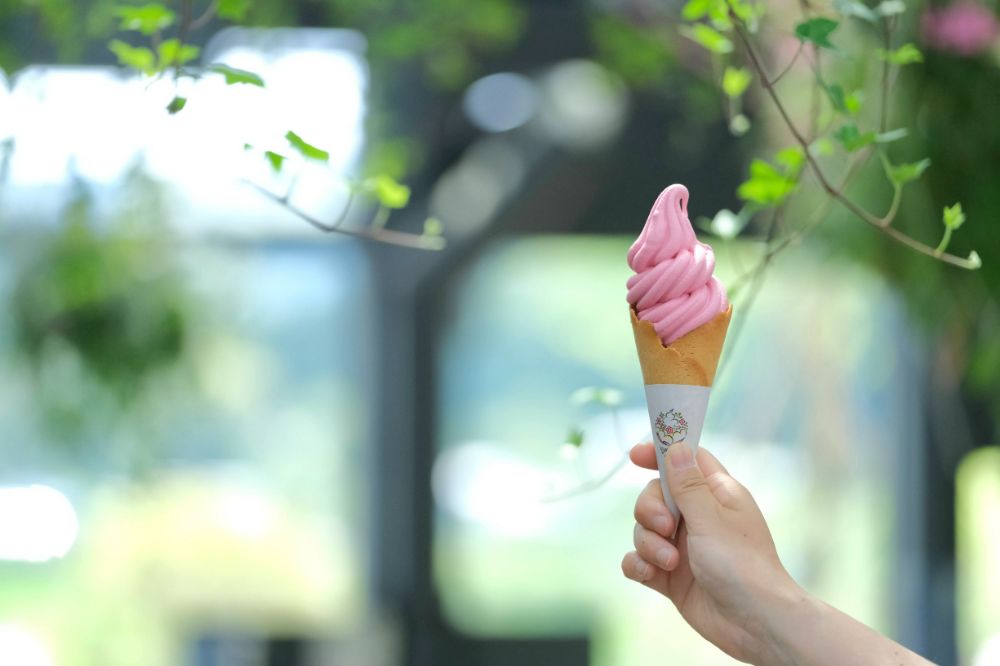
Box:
xmin=626 ymin=184 xmax=728 ymax=346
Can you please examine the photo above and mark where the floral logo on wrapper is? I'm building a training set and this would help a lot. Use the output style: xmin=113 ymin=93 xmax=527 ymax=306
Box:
xmin=654 ymin=409 xmax=688 ymax=453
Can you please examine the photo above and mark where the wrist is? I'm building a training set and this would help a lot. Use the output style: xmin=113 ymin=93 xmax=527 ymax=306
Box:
xmin=743 ymin=574 xmax=820 ymax=666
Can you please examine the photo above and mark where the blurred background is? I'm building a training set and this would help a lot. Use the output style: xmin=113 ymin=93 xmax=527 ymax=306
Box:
xmin=0 ymin=0 xmax=998 ymax=665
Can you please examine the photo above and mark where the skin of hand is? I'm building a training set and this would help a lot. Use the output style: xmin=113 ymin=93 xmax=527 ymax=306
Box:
xmin=621 ymin=441 xmax=794 ymax=663
xmin=621 ymin=441 xmax=936 ymax=666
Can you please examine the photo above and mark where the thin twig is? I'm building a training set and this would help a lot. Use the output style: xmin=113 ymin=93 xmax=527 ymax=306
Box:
xmin=541 ymin=454 xmax=629 ymax=502
xmin=719 ymin=206 xmax=783 ymax=375
xmin=174 ymin=0 xmax=193 ymax=82
xmin=796 ymin=0 xmax=822 ymax=141
xmin=242 ymin=179 xmax=445 ymax=250
xmin=189 ymin=0 xmax=218 ymax=31
xmin=731 ymin=18 xmax=978 ymax=269
xmin=880 ymin=17 xmax=892 ymax=133
xmin=808 ymin=48 xmax=821 ymax=140
xmin=728 ymin=147 xmax=873 ymax=295
xmin=769 ymin=41 xmax=804 ymax=86
xmin=542 ymin=403 xmax=633 ymax=501
xmin=610 ymin=405 xmax=632 ymax=455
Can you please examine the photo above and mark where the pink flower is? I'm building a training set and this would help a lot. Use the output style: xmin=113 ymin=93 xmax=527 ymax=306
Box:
xmin=666 ymin=427 xmax=674 ymax=434
xmin=923 ymin=1 xmax=1000 ymax=57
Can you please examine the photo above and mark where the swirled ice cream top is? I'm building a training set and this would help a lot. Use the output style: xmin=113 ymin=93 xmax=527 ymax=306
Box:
xmin=626 ymin=184 xmax=728 ymax=346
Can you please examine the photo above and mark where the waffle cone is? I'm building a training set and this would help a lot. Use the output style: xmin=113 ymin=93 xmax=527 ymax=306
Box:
xmin=630 ymin=305 xmax=732 ymax=387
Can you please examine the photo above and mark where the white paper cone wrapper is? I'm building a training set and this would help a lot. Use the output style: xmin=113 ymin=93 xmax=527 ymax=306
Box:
xmin=643 ymin=383 xmax=711 ymax=519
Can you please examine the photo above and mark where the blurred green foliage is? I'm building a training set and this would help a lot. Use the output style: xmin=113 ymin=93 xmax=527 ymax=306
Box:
xmin=589 ymin=16 xmax=677 ymax=88
xmin=11 ymin=175 xmax=189 ymax=435
xmin=328 ymin=0 xmax=524 ymax=89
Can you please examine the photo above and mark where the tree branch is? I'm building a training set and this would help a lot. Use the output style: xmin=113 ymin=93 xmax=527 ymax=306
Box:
xmin=769 ymin=41 xmax=804 ymax=87
xmin=242 ymin=179 xmax=445 ymax=250
xmin=731 ymin=19 xmax=979 ymax=270
xmin=729 ymin=146 xmax=876 ymax=297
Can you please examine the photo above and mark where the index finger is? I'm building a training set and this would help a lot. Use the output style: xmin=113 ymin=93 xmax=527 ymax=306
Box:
xmin=629 ymin=442 xmax=657 ymax=470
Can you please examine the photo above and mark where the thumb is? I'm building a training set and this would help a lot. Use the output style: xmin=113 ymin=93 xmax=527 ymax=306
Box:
xmin=665 ymin=442 xmax=718 ymax=531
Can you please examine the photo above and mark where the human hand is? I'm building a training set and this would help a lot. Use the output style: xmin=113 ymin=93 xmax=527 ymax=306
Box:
xmin=620 ymin=441 xmax=796 ymax=663
xmin=622 ymin=441 xmax=938 ymax=666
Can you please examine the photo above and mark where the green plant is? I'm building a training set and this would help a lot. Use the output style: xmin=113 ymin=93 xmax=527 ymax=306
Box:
xmin=11 ymin=176 xmax=189 ymax=437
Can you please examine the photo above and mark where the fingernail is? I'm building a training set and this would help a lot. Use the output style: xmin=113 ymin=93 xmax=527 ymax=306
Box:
xmin=636 ymin=561 xmax=652 ymax=581
xmin=656 ymin=548 xmax=673 ymax=568
xmin=669 ymin=442 xmax=696 ymax=469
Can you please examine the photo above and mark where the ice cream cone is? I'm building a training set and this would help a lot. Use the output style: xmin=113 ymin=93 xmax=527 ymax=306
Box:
xmin=630 ymin=304 xmax=732 ymax=519
xmin=629 ymin=305 xmax=732 ymax=387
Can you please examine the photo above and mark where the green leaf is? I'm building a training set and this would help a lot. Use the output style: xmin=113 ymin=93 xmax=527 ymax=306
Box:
xmin=877 ymin=43 xmax=923 ymax=65
xmin=285 ymin=130 xmax=330 ymax=162
xmin=678 ymin=0 xmax=734 ymax=28
xmin=943 ymin=203 xmax=966 ymax=230
xmin=722 ymin=66 xmax=752 ymax=98
xmin=681 ymin=0 xmax=714 ymax=20
xmin=367 ymin=175 xmax=411 ymax=209
xmin=707 ymin=3 xmax=733 ymax=30
xmin=833 ymin=124 xmax=876 ymax=151
xmin=834 ymin=0 xmax=877 ymax=23
xmin=565 ymin=426 xmax=585 ymax=448
xmin=680 ymin=24 xmax=733 ymax=54
xmin=774 ymin=146 xmax=805 ymax=173
xmin=158 ymin=39 xmax=200 ymax=67
xmin=936 ymin=201 xmax=965 ymax=254
xmin=844 ymin=90 xmax=863 ymax=115
xmin=824 ymin=83 xmax=847 ymax=112
xmin=166 ymin=96 xmax=187 ymax=114
xmin=207 ymin=63 xmax=264 ymax=86
xmin=108 ymin=40 xmax=157 ymax=75
xmin=875 ymin=127 xmax=908 ymax=143
xmin=875 ymin=0 xmax=905 ymax=17
xmin=265 ymin=151 xmax=285 ymax=172
xmin=795 ymin=18 xmax=839 ymax=50
xmin=115 ymin=3 xmax=175 ymax=35
xmin=737 ymin=159 xmax=798 ymax=205
xmin=423 ymin=217 xmax=443 ymax=236
xmin=811 ymin=137 xmax=836 ymax=156
xmin=218 ymin=0 xmax=251 ymax=21
xmin=727 ymin=0 xmax=758 ymax=24
xmin=887 ymin=158 xmax=931 ymax=185
xmin=821 ymin=84 xmax=860 ymax=115
xmin=591 ymin=17 xmax=673 ymax=88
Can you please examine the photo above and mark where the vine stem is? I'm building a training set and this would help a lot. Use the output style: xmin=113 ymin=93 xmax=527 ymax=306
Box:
xmin=880 ymin=17 xmax=892 ymax=133
xmin=718 ymin=206 xmax=784 ymax=376
xmin=242 ymin=179 xmax=445 ymax=250
xmin=189 ymin=0 xmax=219 ymax=31
xmin=769 ymin=41 xmax=804 ymax=86
xmin=729 ymin=140 xmax=887 ymax=297
xmin=731 ymin=19 xmax=979 ymax=270
xmin=541 ymin=454 xmax=628 ymax=502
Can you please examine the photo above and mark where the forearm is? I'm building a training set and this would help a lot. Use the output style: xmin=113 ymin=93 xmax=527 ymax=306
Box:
xmin=751 ymin=584 xmax=935 ymax=666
